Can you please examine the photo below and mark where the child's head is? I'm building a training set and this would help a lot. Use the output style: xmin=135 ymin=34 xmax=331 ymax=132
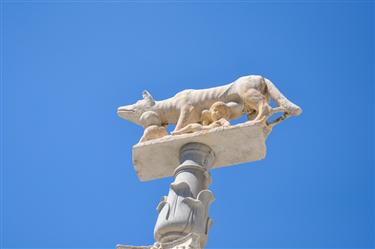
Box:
xmin=209 ymin=102 xmax=230 ymax=121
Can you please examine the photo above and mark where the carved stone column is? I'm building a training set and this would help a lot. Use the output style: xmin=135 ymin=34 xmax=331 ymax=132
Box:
xmin=154 ymin=143 xmax=215 ymax=248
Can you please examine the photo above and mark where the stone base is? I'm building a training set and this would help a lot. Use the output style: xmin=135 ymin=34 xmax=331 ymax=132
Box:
xmin=132 ymin=122 xmax=270 ymax=181
xmin=117 ymin=233 xmax=201 ymax=249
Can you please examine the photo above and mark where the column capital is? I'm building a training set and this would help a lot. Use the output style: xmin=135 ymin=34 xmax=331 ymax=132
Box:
xmin=179 ymin=143 xmax=215 ymax=169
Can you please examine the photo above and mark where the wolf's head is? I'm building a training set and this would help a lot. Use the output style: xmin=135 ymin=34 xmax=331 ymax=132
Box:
xmin=117 ymin=90 xmax=155 ymax=126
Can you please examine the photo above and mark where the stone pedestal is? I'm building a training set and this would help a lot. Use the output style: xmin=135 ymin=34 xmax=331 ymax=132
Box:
xmin=117 ymin=123 xmax=270 ymax=249
xmin=133 ymin=122 xmax=269 ymax=181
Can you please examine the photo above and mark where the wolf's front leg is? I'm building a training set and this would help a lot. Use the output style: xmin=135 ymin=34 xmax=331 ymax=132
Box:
xmin=139 ymin=125 xmax=168 ymax=143
xmin=173 ymin=105 xmax=194 ymax=133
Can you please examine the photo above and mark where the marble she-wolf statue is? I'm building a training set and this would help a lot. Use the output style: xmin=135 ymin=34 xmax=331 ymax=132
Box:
xmin=118 ymin=75 xmax=302 ymax=142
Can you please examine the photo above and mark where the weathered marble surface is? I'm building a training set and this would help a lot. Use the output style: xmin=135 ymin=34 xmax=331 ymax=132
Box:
xmin=133 ymin=121 xmax=269 ymax=181
xmin=118 ymin=75 xmax=302 ymax=143
xmin=116 ymin=75 xmax=302 ymax=249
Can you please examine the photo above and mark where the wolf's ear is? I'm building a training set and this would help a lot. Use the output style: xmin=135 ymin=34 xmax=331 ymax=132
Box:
xmin=142 ymin=90 xmax=155 ymax=105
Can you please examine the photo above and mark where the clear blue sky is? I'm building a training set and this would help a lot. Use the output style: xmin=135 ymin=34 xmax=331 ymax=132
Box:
xmin=1 ymin=1 xmax=374 ymax=248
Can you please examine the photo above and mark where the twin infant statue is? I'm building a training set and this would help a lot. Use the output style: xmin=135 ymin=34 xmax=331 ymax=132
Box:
xmin=118 ymin=75 xmax=302 ymax=143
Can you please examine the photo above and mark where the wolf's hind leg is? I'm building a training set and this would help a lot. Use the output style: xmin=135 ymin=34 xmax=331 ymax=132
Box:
xmin=253 ymin=101 xmax=271 ymax=122
xmin=243 ymin=88 xmax=271 ymax=122
xmin=264 ymin=78 xmax=302 ymax=116
xmin=226 ymin=101 xmax=243 ymax=120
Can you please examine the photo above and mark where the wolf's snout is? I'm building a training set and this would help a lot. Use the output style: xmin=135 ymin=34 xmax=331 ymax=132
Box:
xmin=117 ymin=106 xmax=134 ymax=113
xmin=117 ymin=105 xmax=136 ymax=120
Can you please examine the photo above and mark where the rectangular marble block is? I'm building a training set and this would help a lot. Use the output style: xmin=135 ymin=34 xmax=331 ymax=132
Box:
xmin=132 ymin=122 xmax=269 ymax=181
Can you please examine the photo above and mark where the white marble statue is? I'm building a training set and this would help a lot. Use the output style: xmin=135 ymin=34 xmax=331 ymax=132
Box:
xmin=118 ymin=75 xmax=302 ymax=143
xmin=116 ymin=75 xmax=303 ymax=249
